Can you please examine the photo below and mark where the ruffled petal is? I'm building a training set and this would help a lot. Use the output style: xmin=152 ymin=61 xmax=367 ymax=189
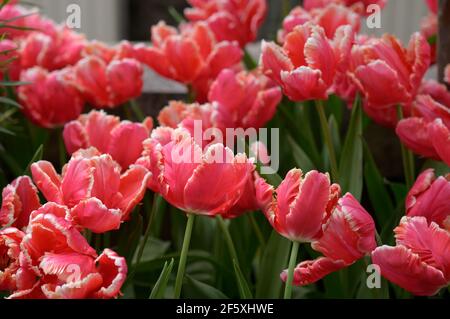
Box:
xmin=372 ymin=245 xmax=447 ymax=296
xmin=31 ymin=161 xmax=63 ymax=204
xmin=69 ymin=198 xmax=122 ymax=233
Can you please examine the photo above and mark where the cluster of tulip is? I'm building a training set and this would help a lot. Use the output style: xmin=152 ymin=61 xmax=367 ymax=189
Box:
xmin=0 ymin=0 xmax=449 ymax=299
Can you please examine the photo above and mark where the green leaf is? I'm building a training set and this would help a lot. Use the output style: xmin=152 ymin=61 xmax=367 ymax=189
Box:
xmin=422 ymin=159 xmax=450 ymax=176
xmin=183 ymin=275 xmax=229 ymax=299
xmin=167 ymin=6 xmax=185 ymax=25
xmin=0 ymin=96 xmax=21 ymax=108
xmin=233 ymin=259 xmax=253 ymax=299
xmin=0 ymin=81 xmax=30 ymax=87
xmin=339 ymin=98 xmax=363 ymax=200
xmin=329 ymin=115 xmax=341 ymax=160
xmin=149 ymin=259 xmax=174 ymax=299
xmin=287 ymin=134 xmax=315 ymax=172
xmin=0 ymin=126 xmax=14 ymax=136
xmin=255 ymin=231 xmax=291 ymax=298
xmin=23 ymin=144 xmax=43 ymax=176
xmin=327 ymin=94 xmax=344 ymax=127
xmin=363 ymin=141 xmax=395 ymax=226
xmin=132 ymin=237 xmax=171 ymax=265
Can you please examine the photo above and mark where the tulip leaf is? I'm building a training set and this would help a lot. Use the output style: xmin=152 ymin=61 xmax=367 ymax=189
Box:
xmin=23 ymin=144 xmax=43 ymax=176
xmin=287 ymin=134 xmax=315 ymax=172
xmin=363 ymin=141 xmax=395 ymax=226
xmin=233 ymin=259 xmax=253 ymax=299
xmin=339 ymin=98 xmax=363 ymax=200
xmin=329 ymin=115 xmax=341 ymax=159
xmin=255 ymin=231 xmax=291 ymax=298
xmin=421 ymin=159 xmax=450 ymax=176
xmin=149 ymin=259 xmax=174 ymax=299
xmin=0 ymin=96 xmax=21 ymax=108
xmin=327 ymin=94 xmax=344 ymax=127
xmin=183 ymin=275 xmax=229 ymax=299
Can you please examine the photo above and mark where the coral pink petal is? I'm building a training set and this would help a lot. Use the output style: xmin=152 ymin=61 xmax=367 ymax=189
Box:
xmin=206 ymin=41 xmax=243 ymax=77
xmin=183 ymin=145 xmax=249 ymax=216
xmin=63 ymin=121 xmax=89 ymax=155
xmin=354 ymin=60 xmax=410 ymax=106
xmin=396 ymin=118 xmax=439 ymax=159
xmin=430 ymin=119 xmax=450 ymax=167
xmin=109 ymin=122 xmax=149 ymax=169
xmin=286 ymin=170 xmax=331 ymax=242
xmin=22 ymin=213 xmax=96 ymax=260
xmin=280 ymin=67 xmax=328 ymax=101
xmin=93 ymin=249 xmax=127 ymax=299
xmin=261 ymin=40 xmax=293 ymax=84
xmin=372 ymin=245 xmax=447 ymax=296
xmin=115 ymin=165 xmax=150 ymax=219
xmin=281 ymin=257 xmax=347 ymax=286
xmin=60 ymin=157 xmax=95 ymax=208
xmin=164 ymin=36 xmax=203 ymax=83
xmin=31 ymin=161 xmax=63 ymax=204
xmin=70 ymin=198 xmax=122 ymax=233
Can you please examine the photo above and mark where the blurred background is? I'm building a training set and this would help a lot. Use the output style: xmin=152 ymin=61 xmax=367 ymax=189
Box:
xmin=33 ymin=0 xmax=429 ymax=43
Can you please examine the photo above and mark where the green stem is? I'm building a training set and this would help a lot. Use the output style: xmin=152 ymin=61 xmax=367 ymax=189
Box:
xmin=129 ymin=99 xmax=145 ymax=122
xmin=243 ymin=49 xmax=257 ymax=70
xmin=284 ymin=241 xmax=299 ymax=299
xmin=131 ymin=194 xmax=159 ymax=270
xmin=216 ymin=215 xmax=239 ymax=263
xmin=247 ymin=214 xmax=266 ymax=248
xmin=315 ymin=100 xmax=339 ymax=182
xmin=396 ymin=105 xmax=415 ymax=189
xmin=173 ymin=213 xmax=196 ymax=298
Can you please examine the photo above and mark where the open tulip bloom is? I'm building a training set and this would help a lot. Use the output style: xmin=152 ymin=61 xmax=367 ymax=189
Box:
xmin=1 ymin=0 xmax=450 ymax=301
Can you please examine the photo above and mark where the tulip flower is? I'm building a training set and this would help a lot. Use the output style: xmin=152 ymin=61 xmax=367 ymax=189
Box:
xmin=135 ymin=21 xmax=242 ymax=102
xmin=137 ymin=127 xmax=252 ymax=297
xmin=406 ymin=169 xmax=450 ymax=230
xmin=278 ymin=3 xmax=360 ymax=43
xmin=31 ymin=148 xmax=151 ymax=233
xmin=256 ymin=168 xmax=341 ymax=298
xmin=396 ymin=95 xmax=450 ymax=163
xmin=18 ymin=67 xmax=85 ymax=128
xmin=0 ymin=3 xmax=57 ymax=40
xmin=0 ymin=176 xmax=40 ymax=230
xmin=256 ymin=169 xmax=341 ymax=243
xmin=420 ymin=80 xmax=450 ymax=108
xmin=81 ymin=40 xmax=137 ymax=63
xmin=72 ymin=56 xmax=144 ymax=108
xmin=184 ymin=0 xmax=267 ymax=47
xmin=280 ymin=193 xmax=377 ymax=285
xmin=158 ymin=69 xmax=282 ymax=133
xmin=349 ymin=33 xmax=430 ymax=114
xmin=420 ymin=13 xmax=437 ymax=64
xmin=20 ymin=27 xmax=86 ymax=71
xmin=63 ymin=110 xmax=153 ymax=169
xmin=303 ymin=0 xmax=387 ymax=15
xmin=372 ymin=216 xmax=450 ymax=296
xmin=158 ymin=100 xmax=216 ymax=134
xmin=0 ymin=40 xmax=21 ymax=81
xmin=208 ymin=69 xmax=282 ymax=130
xmin=424 ymin=0 xmax=438 ymax=14
xmin=0 ymin=228 xmax=24 ymax=292
xmin=429 ymin=119 xmax=450 ymax=167
xmin=139 ymin=128 xmax=251 ymax=216
xmin=261 ymin=22 xmax=353 ymax=102
xmin=9 ymin=211 xmax=127 ymax=299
